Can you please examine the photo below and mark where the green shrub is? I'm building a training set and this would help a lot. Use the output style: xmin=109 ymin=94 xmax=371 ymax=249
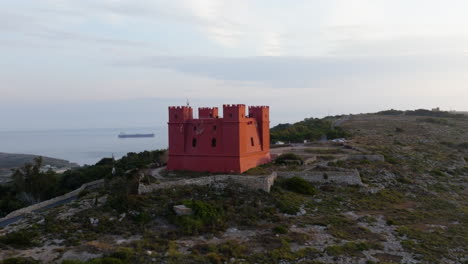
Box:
xmin=110 ymin=247 xmax=134 ymax=261
xmin=418 ymin=117 xmax=450 ymax=125
xmin=272 ymin=225 xmax=289 ymax=234
xmin=430 ymin=169 xmax=445 ymax=177
xmin=275 ymin=153 xmax=304 ymax=165
xmin=273 ymin=190 xmax=304 ymax=214
xmin=174 ymin=200 xmax=224 ymax=235
xmin=0 ymin=230 xmax=38 ymax=248
xmin=280 ymin=177 xmax=316 ymax=195
xmin=1 ymin=258 xmax=40 ymax=264
xmin=270 ymin=118 xmax=350 ymax=143
xmin=87 ymin=258 xmax=124 ymax=264
xmin=384 ymin=155 xmax=400 ymax=165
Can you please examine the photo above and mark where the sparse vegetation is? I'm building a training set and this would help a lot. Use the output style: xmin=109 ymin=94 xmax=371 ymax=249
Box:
xmin=270 ymin=117 xmax=350 ymax=143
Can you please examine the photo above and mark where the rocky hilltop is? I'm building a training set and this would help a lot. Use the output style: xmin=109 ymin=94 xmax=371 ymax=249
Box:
xmin=0 ymin=111 xmax=466 ymax=264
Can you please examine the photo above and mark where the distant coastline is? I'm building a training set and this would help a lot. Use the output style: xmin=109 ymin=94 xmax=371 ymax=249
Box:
xmin=0 ymin=152 xmax=79 ymax=184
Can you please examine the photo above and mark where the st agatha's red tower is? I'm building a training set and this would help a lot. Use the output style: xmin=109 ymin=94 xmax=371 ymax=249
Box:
xmin=167 ymin=104 xmax=271 ymax=173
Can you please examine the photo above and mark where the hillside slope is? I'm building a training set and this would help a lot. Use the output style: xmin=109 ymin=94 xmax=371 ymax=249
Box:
xmin=0 ymin=113 xmax=467 ymax=264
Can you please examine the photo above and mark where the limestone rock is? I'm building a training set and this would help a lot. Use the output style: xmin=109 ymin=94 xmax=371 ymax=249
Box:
xmin=173 ymin=205 xmax=193 ymax=216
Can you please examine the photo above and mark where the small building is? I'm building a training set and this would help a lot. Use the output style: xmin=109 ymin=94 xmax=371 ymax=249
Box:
xmin=167 ymin=104 xmax=271 ymax=173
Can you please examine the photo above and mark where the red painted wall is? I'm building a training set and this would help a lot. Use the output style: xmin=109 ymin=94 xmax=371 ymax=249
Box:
xmin=167 ymin=104 xmax=271 ymax=173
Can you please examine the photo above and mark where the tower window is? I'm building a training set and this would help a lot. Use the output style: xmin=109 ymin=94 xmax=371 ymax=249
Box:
xmin=211 ymin=138 xmax=217 ymax=147
xmin=213 ymin=125 xmax=217 ymax=131
xmin=193 ymin=126 xmax=196 ymax=131
xmin=229 ymin=113 xmax=233 ymax=118
xmin=250 ymin=137 xmax=254 ymax=146
xmin=209 ymin=113 xmax=213 ymax=118
xmin=192 ymin=138 xmax=197 ymax=147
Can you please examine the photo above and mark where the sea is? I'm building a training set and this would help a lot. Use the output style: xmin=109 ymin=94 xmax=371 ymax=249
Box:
xmin=0 ymin=127 xmax=167 ymax=166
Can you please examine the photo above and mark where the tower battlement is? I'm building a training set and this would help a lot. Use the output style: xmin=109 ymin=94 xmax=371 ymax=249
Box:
xmin=168 ymin=106 xmax=193 ymax=122
xmin=223 ymin=104 xmax=246 ymax=120
xmin=198 ymin=107 xmax=219 ymax=118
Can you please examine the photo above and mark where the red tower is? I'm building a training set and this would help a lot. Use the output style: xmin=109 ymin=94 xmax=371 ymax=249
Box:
xmin=167 ymin=104 xmax=271 ymax=173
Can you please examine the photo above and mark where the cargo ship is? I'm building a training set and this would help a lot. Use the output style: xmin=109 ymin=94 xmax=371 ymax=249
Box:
xmin=118 ymin=132 xmax=155 ymax=138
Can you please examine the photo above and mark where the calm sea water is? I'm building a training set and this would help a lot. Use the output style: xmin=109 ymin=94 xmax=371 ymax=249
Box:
xmin=0 ymin=127 xmax=167 ymax=166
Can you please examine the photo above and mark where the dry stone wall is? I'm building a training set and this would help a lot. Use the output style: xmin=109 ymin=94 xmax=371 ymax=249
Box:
xmin=138 ymin=172 xmax=277 ymax=194
xmin=277 ymin=169 xmax=362 ymax=185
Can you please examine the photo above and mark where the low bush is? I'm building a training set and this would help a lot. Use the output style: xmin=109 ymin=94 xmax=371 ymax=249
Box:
xmin=275 ymin=153 xmax=304 ymax=165
xmin=173 ymin=200 xmax=224 ymax=235
xmin=272 ymin=225 xmax=289 ymax=234
xmin=1 ymin=258 xmax=40 ymax=264
xmin=280 ymin=177 xmax=316 ymax=195
xmin=0 ymin=230 xmax=38 ymax=248
xmin=273 ymin=190 xmax=304 ymax=215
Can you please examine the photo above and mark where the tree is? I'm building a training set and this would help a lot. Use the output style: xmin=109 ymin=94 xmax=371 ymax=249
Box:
xmin=11 ymin=157 xmax=58 ymax=204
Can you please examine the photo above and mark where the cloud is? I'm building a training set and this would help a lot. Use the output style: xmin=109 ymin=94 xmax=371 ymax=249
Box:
xmin=115 ymin=53 xmax=468 ymax=88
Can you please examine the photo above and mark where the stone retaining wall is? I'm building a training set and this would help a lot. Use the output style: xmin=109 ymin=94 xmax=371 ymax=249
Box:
xmin=0 ymin=179 xmax=104 ymax=224
xmin=277 ymin=169 xmax=362 ymax=185
xmin=138 ymin=172 xmax=277 ymax=194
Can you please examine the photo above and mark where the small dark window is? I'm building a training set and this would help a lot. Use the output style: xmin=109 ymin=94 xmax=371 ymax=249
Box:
xmin=209 ymin=113 xmax=213 ymax=118
xmin=193 ymin=126 xmax=196 ymax=131
xmin=211 ymin=138 xmax=217 ymax=147
xmin=250 ymin=137 xmax=254 ymax=146
xmin=229 ymin=113 xmax=233 ymax=118
xmin=213 ymin=125 xmax=217 ymax=131
xmin=192 ymin=138 xmax=197 ymax=147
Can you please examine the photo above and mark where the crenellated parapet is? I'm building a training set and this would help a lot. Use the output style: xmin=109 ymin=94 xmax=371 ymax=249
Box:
xmin=223 ymin=104 xmax=246 ymax=120
xmin=168 ymin=106 xmax=193 ymax=122
xmin=198 ymin=107 xmax=219 ymax=118
xmin=248 ymin=106 xmax=269 ymax=122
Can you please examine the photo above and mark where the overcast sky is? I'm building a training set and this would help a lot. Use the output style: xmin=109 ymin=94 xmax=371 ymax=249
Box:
xmin=1 ymin=0 xmax=468 ymax=130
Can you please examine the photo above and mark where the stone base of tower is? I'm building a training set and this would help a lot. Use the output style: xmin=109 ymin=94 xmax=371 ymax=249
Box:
xmin=167 ymin=152 xmax=271 ymax=173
